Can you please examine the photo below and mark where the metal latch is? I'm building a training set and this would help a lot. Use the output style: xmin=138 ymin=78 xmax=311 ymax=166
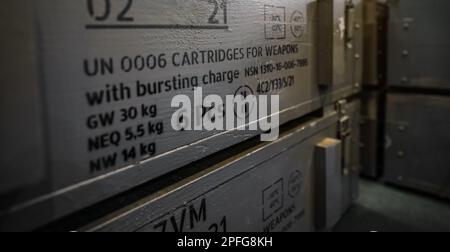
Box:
xmin=315 ymin=138 xmax=343 ymax=230
xmin=336 ymin=100 xmax=352 ymax=176
xmin=345 ymin=0 xmax=356 ymax=44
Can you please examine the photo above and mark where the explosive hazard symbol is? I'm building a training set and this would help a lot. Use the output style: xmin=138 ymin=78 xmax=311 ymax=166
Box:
xmin=290 ymin=11 xmax=306 ymax=38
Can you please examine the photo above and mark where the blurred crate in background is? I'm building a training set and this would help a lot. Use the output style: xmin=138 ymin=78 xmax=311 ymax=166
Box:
xmin=384 ymin=94 xmax=450 ymax=199
xmin=387 ymin=0 xmax=450 ymax=90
